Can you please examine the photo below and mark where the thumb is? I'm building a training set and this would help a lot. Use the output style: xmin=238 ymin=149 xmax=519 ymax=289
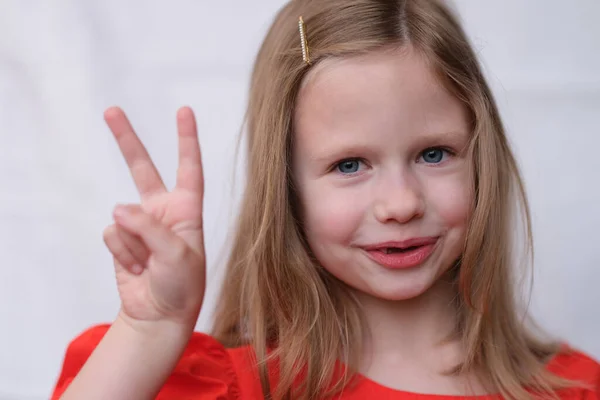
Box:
xmin=112 ymin=204 xmax=189 ymax=263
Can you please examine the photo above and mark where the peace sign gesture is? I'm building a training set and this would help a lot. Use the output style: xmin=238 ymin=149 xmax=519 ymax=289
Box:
xmin=102 ymin=106 xmax=206 ymax=330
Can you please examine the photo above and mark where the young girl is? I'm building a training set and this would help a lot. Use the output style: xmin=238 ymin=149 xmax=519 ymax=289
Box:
xmin=52 ymin=0 xmax=599 ymax=399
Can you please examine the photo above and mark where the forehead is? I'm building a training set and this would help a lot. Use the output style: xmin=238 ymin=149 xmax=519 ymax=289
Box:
xmin=292 ymin=47 xmax=468 ymax=150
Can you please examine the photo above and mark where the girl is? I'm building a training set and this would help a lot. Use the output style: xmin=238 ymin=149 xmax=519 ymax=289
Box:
xmin=52 ymin=0 xmax=600 ymax=399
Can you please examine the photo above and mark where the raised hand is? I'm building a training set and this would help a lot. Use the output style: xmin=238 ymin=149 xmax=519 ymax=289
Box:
xmin=101 ymin=106 xmax=206 ymax=330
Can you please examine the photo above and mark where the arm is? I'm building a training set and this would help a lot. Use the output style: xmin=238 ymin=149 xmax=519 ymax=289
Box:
xmin=59 ymin=315 xmax=192 ymax=400
xmin=57 ymin=106 xmax=206 ymax=399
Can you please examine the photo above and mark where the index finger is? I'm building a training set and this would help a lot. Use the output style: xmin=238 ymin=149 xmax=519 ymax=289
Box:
xmin=104 ymin=107 xmax=167 ymax=200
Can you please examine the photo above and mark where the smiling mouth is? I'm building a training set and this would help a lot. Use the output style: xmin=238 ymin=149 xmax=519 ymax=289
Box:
xmin=362 ymin=238 xmax=439 ymax=269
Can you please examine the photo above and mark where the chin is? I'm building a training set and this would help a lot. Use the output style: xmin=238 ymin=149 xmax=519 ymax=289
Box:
xmin=348 ymin=272 xmax=438 ymax=302
xmin=367 ymin=283 xmax=434 ymax=302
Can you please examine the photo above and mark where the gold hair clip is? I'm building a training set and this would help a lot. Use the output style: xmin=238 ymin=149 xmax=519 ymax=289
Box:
xmin=298 ymin=16 xmax=311 ymax=65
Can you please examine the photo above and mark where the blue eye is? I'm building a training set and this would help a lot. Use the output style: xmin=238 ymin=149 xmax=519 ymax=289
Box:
xmin=420 ymin=148 xmax=447 ymax=164
xmin=336 ymin=159 xmax=361 ymax=174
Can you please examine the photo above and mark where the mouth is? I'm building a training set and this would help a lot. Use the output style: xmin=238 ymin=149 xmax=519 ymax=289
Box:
xmin=364 ymin=236 xmax=439 ymax=252
xmin=362 ymin=237 xmax=439 ymax=269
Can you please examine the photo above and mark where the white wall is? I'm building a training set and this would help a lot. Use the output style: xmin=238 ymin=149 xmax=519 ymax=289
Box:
xmin=0 ymin=1 xmax=598 ymax=398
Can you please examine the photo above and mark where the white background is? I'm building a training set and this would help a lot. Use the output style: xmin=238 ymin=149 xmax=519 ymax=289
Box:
xmin=0 ymin=1 xmax=598 ymax=398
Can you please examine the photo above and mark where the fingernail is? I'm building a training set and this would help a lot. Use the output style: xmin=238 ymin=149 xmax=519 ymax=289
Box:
xmin=131 ymin=264 xmax=143 ymax=275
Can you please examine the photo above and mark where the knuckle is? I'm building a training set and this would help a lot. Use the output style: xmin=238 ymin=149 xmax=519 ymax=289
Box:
xmin=102 ymin=225 xmax=117 ymax=241
xmin=105 ymin=237 xmax=123 ymax=254
xmin=117 ymin=226 xmax=138 ymax=245
xmin=104 ymin=230 xmax=131 ymax=260
xmin=169 ymin=241 xmax=189 ymax=263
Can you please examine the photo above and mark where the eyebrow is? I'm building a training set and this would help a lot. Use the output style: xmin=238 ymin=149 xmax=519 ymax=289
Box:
xmin=419 ymin=129 xmax=470 ymax=145
xmin=309 ymin=143 xmax=375 ymax=164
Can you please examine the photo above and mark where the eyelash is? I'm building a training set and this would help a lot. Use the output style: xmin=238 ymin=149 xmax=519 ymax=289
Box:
xmin=331 ymin=147 xmax=456 ymax=175
xmin=332 ymin=158 xmax=366 ymax=176
xmin=417 ymin=146 xmax=456 ymax=165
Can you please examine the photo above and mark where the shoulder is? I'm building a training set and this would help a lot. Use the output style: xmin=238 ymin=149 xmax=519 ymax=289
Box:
xmin=548 ymin=346 xmax=600 ymax=381
xmin=547 ymin=346 xmax=600 ymax=398
xmin=51 ymin=324 xmax=263 ymax=400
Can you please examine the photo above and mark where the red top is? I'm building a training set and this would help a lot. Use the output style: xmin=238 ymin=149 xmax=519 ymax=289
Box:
xmin=52 ymin=324 xmax=600 ymax=399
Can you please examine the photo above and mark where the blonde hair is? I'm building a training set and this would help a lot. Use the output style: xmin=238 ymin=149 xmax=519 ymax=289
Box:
xmin=211 ymin=1 xmax=574 ymax=398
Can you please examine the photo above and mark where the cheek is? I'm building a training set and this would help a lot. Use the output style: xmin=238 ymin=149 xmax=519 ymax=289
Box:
xmin=300 ymin=184 xmax=367 ymax=245
xmin=426 ymin=173 xmax=473 ymax=227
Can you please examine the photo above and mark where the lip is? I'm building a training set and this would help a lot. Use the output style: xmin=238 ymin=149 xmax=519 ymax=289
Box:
xmin=362 ymin=236 xmax=439 ymax=270
xmin=363 ymin=236 xmax=439 ymax=251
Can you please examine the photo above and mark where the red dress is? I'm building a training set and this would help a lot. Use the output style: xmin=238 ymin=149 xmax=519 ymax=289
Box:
xmin=52 ymin=324 xmax=600 ymax=399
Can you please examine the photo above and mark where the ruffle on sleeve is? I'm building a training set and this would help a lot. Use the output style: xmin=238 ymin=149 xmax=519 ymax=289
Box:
xmin=51 ymin=324 xmax=241 ymax=400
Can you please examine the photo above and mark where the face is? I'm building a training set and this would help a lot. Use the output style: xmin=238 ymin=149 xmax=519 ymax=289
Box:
xmin=292 ymin=47 xmax=473 ymax=301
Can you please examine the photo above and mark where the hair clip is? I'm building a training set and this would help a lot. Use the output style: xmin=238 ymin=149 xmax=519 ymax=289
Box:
xmin=298 ymin=16 xmax=311 ymax=65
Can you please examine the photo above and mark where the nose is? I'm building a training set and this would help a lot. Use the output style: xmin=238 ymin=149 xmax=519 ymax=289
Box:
xmin=373 ymin=174 xmax=425 ymax=224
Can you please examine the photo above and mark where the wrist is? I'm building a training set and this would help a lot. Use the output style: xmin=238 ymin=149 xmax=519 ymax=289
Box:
xmin=115 ymin=310 xmax=195 ymax=347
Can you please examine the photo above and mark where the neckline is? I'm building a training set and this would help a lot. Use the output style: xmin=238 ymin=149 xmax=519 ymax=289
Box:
xmin=346 ymin=349 xmax=567 ymax=399
xmin=229 ymin=340 xmax=570 ymax=399
xmin=353 ymin=372 xmax=499 ymax=399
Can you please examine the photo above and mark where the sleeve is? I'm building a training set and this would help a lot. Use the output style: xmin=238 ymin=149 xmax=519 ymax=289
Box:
xmin=591 ymin=363 xmax=600 ymax=400
xmin=51 ymin=324 xmax=241 ymax=400
xmin=583 ymin=362 xmax=600 ymax=400
xmin=570 ymin=351 xmax=600 ymax=400
xmin=548 ymin=347 xmax=600 ymax=400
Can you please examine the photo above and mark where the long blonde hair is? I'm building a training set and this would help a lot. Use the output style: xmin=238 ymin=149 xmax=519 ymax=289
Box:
xmin=211 ymin=1 xmax=572 ymax=398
